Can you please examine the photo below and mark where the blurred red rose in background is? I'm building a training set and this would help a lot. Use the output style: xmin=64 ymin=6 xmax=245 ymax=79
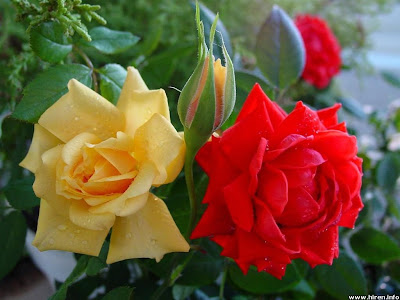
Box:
xmin=191 ymin=84 xmax=363 ymax=279
xmin=295 ymin=14 xmax=342 ymax=89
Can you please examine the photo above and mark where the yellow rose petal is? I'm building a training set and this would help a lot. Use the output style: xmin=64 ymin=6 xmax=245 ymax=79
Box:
xmin=117 ymin=69 xmax=170 ymax=136
xmin=134 ymin=114 xmax=184 ymax=185
xmin=89 ymin=161 xmax=156 ymax=215
xmin=94 ymin=148 xmax=136 ymax=174
xmin=33 ymin=145 xmax=71 ymax=217
xmin=39 ymin=79 xmax=125 ymax=143
xmin=106 ymin=193 xmax=189 ymax=264
xmin=20 ymin=124 xmax=62 ymax=174
xmin=92 ymin=131 xmax=134 ymax=152
xmin=62 ymin=132 xmax=101 ymax=166
xmin=164 ymin=133 xmax=186 ymax=185
xmin=69 ymin=201 xmax=115 ymax=231
xmin=117 ymin=193 xmax=148 ymax=217
xmin=33 ymin=199 xmax=108 ymax=256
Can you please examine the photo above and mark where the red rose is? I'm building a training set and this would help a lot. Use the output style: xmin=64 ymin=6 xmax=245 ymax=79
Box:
xmin=295 ymin=14 xmax=341 ymax=89
xmin=191 ymin=84 xmax=363 ymax=279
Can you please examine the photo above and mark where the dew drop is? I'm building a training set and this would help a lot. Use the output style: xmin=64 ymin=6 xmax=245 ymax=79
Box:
xmin=74 ymin=116 xmax=80 ymax=121
xmin=93 ymin=127 xmax=97 ymax=131
xmin=49 ymin=238 xmax=55 ymax=245
xmin=57 ymin=224 xmax=67 ymax=231
xmin=126 ymin=232 xmax=132 ymax=239
xmin=150 ymin=239 xmax=157 ymax=245
xmin=82 ymin=240 xmax=88 ymax=245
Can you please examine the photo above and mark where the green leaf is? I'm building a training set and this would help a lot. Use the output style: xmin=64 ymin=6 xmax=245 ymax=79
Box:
xmin=376 ymin=153 xmax=400 ymax=192
xmin=255 ymin=5 xmax=305 ymax=90
xmin=191 ymin=2 xmax=233 ymax=60
xmin=4 ymin=176 xmax=40 ymax=210
xmin=102 ymin=286 xmax=133 ymax=300
xmin=86 ymin=240 xmax=109 ymax=276
xmin=382 ymin=71 xmax=400 ymax=88
xmin=172 ymin=285 xmax=196 ymax=300
xmin=99 ymin=64 xmax=127 ymax=105
xmin=30 ymin=22 xmax=73 ymax=63
xmin=84 ymin=27 xmax=139 ymax=55
xmin=336 ymin=97 xmax=366 ymax=119
xmin=177 ymin=239 xmax=224 ymax=286
xmin=140 ymin=44 xmax=196 ymax=88
xmin=12 ymin=64 xmax=92 ymax=123
xmin=315 ymin=253 xmax=367 ymax=299
xmin=229 ymin=259 xmax=308 ymax=294
xmin=0 ymin=211 xmax=27 ymax=280
xmin=49 ymin=255 xmax=90 ymax=300
xmin=350 ymin=227 xmax=400 ymax=264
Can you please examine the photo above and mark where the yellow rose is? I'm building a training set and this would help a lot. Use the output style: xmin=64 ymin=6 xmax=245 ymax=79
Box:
xmin=20 ymin=67 xmax=189 ymax=263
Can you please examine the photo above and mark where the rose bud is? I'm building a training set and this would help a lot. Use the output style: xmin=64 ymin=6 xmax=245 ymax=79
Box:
xmin=178 ymin=3 xmax=235 ymax=154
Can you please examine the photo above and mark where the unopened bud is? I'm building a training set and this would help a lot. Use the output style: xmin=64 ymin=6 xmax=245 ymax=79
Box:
xmin=178 ymin=2 xmax=236 ymax=153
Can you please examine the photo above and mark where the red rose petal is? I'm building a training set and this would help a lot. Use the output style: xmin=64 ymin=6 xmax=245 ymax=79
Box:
xmin=224 ymin=174 xmax=254 ymax=232
xmin=264 ymin=134 xmax=313 ymax=161
xmin=273 ymin=102 xmax=323 ymax=142
xmin=237 ymin=83 xmax=287 ymax=128
xmin=249 ymin=138 xmax=268 ymax=195
xmin=272 ymin=147 xmax=326 ymax=169
xmin=221 ymin=101 xmax=272 ymax=171
xmin=190 ymin=201 xmax=234 ymax=239
xmin=313 ymin=130 xmax=357 ymax=161
xmin=297 ymin=226 xmax=338 ymax=267
xmin=317 ymin=103 xmax=341 ymax=128
xmin=338 ymin=195 xmax=363 ymax=228
xmin=278 ymin=187 xmax=320 ymax=227
xmin=284 ymin=167 xmax=317 ymax=188
xmin=257 ymin=166 xmax=288 ymax=217
xmin=254 ymin=197 xmax=286 ymax=243
xmin=335 ymin=161 xmax=362 ymax=197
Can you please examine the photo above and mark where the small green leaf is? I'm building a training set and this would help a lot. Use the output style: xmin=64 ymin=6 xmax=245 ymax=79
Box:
xmin=172 ymin=285 xmax=196 ymax=300
xmin=376 ymin=153 xmax=400 ymax=192
xmin=86 ymin=240 xmax=109 ymax=276
xmin=102 ymin=286 xmax=133 ymax=300
xmin=177 ymin=239 xmax=224 ymax=286
xmin=382 ymin=71 xmax=400 ymax=88
xmin=190 ymin=2 xmax=233 ymax=60
xmin=30 ymin=22 xmax=73 ymax=63
xmin=13 ymin=64 xmax=92 ymax=123
xmin=50 ymin=255 xmax=90 ymax=300
xmin=99 ymin=64 xmax=127 ymax=105
xmin=255 ymin=5 xmax=305 ymax=90
xmin=0 ymin=211 xmax=27 ymax=280
xmin=4 ymin=176 xmax=40 ymax=210
xmin=350 ymin=227 xmax=400 ymax=264
xmin=315 ymin=253 xmax=367 ymax=299
xmin=84 ymin=27 xmax=139 ymax=55
xmin=229 ymin=259 xmax=307 ymax=294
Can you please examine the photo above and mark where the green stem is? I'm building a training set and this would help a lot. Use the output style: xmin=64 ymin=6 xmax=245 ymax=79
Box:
xmin=184 ymin=150 xmax=197 ymax=241
xmin=151 ymin=250 xmax=196 ymax=300
xmin=219 ymin=261 xmax=228 ymax=299
xmin=74 ymin=46 xmax=98 ymax=92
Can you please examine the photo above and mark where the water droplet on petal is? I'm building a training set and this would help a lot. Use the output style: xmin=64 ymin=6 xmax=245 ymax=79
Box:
xmin=49 ymin=238 xmax=54 ymax=245
xmin=57 ymin=225 xmax=67 ymax=231
xmin=150 ymin=239 xmax=156 ymax=245
xmin=126 ymin=233 xmax=132 ymax=239
xmin=82 ymin=240 xmax=88 ymax=245
xmin=74 ymin=116 xmax=80 ymax=121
